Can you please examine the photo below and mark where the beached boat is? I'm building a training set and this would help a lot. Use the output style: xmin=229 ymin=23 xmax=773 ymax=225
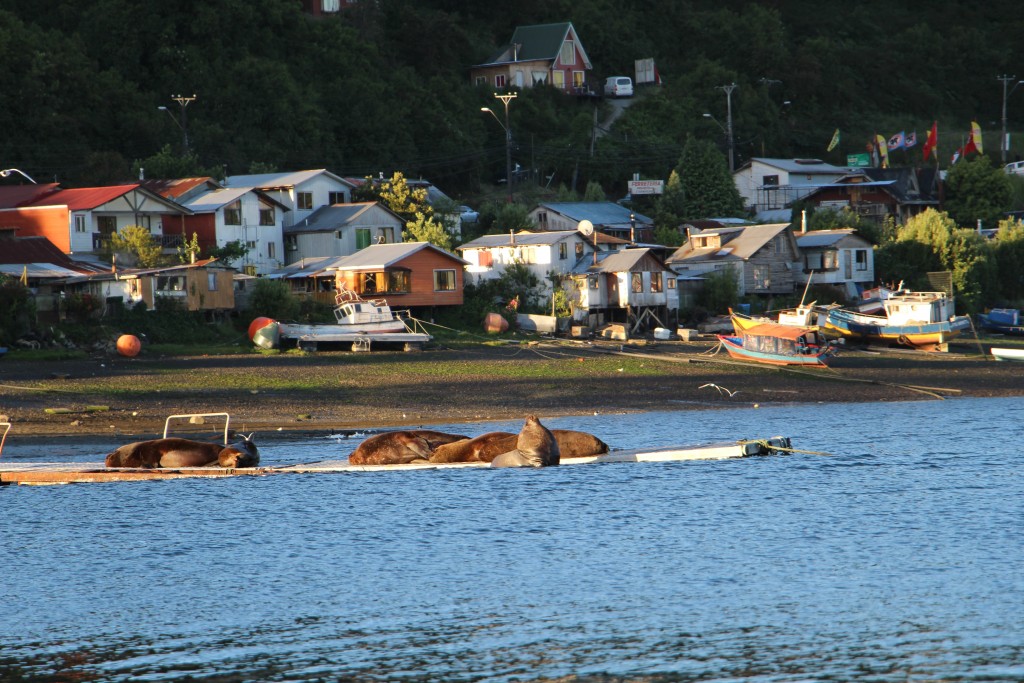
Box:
xmin=718 ymin=321 xmax=833 ymax=367
xmin=824 ymin=290 xmax=972 ymax=351
xmin=251 ymin=288 xmax=430 ymax=350
xmin=990 ymin=347 xmax=1024 ymax=362
xmin=977 ymin=308 xmax=1024 ymax=336
xmin=730 ymin=303 xmax=838 ymax=334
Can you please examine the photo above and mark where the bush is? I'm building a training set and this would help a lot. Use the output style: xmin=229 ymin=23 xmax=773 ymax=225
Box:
xmin=245 ymin=278 xmax=300 ymax=321
xmin=0 ymin=276 xmax=35 ymax=344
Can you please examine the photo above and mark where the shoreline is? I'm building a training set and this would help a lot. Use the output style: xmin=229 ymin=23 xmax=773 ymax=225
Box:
xmin=2 ymin=339 xmax=1022 ymax=440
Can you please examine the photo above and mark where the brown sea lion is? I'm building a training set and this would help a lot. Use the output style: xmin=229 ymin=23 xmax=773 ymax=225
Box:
xmin=490 ymin=416 xmax=560 ymax=468
xmin=348 ymin=429 xmax=470 ymax=465
xmin=105 ymin=434 xmax=260 ymax=469
xmin=429 ymin=431 xmax=517 ymax=463
xmin=551 ymin=429 xmax=609 ymax=458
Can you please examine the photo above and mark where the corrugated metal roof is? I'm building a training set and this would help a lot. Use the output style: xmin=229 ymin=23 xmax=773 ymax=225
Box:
xmin=141 ymin=177 xmax=219 ymax=199
xmin=24 ymin=184 xmax=140 ymax=210
xmin=0 ymin=263 xmax=83 ymax=278
xmin=332 ymin=242 xmax=467 ymax=270
xmin=536 ymin=202 xmax=652 ymax=226
xmin=283 ymin=202 xmax=382 ymax=233
xmin=0 ymin=183 xmax=62 ymax=208
xmin=459 ymin=230 xmax=579 ymax=249
xmin=668 ymin=223 xmax=792 ymax=263
xmin=185 ymin=187 xmax=253 ymax=211
xmin=749 ymin=158 xmax=855 ymax=174
xmin=570 ymin=247 xmax=668 ymax=275
xmin=796 ymin=229 xmax=856 ymax=248
xmin=0 ymin=236 xmax=76 ymax=266
xmin=223 ymin=169 xmax=352 ymax=190
xmin=477 ymin=22 xmax=591 ymax=69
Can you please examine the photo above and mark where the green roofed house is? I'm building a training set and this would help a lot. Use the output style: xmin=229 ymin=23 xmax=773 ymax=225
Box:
xmin=470 ymin=22 xmax=593 ymax=93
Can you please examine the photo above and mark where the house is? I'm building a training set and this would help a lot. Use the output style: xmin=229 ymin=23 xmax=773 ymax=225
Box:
xmin=283 ymin=202 xmax=404 ymax=262
xmin=0 ymin=184 xmax=192 ymax=267
xmin=666 ymin=223 xmax=800 ymax=298
xmin=343 ymin=175 xmax=463 ymax=239
xmin=796 ymin=167 xmax=940 ymax=225
xmin=734 ymin=158 xmax=857 ymax=218
xmin=223 ymin=169 xmax=356 ymax=228
xmin=271 ymin=242 xmax=468 ymax=311
xmin=61 ymin=259 xmax=235 ymax=316
xmin=299 ymin=0 xmax=357 ymax=17
xmin=0 ymin=235 xmax=101 ymax=322
xmin=180 ymin=187 xmax=289 ymax=275
xmin=457 ymin=230 xmax=622 ymax=296
xmin=794 ymin=228 xmax=875 ymax=299
xmin=470 ymin=22 xmax=593 ymax=93
xmin=568 ymin=248 xmax=678 ymax=331
xmin=528 ymin=202 xmax=654 ymax=242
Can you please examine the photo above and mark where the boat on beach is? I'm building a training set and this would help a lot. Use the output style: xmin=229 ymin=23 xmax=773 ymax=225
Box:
xmin=251 ymin=287 xmax=430 ymax=351
xmin=977 ymin=308 xmax=1024 ymax=336
xmin=718 ymin=321 xmax=834 ymax=367
xmin=824 ymin=290 xmax=972 ymax=351
xmin=990 ymin=347 xmax=1024 ymax=362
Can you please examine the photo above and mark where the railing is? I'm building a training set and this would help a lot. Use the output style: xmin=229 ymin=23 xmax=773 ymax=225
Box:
xmin=92 ymin=233 xmax=111 ymax=251
xmin=161 ymin=234 xmax=184 ymax=248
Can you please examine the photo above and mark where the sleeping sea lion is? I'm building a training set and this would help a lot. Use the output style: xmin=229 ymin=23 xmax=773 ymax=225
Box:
xmin=429 ymin=431 xmax=517 ymax=463
xmin=105 ymin=434 xmax=259 ymax=469
xmin=348 ymin=429 xmax=470 ymax=465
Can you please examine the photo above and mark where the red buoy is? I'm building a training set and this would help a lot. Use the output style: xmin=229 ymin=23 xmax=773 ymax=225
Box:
xmin=248 ymin=317 xmax=275 ymax=341
xmin=116 ymin=334 xmax=141 ymax=357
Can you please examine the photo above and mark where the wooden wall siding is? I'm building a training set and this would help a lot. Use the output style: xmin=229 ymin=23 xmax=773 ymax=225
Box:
xmin=182 ymin=213 xmax=218 ymax=251
xmin=177 ymin=269 xmax=235 ymax=311
xmin=338 ymin=250 xmax=464 ymax=308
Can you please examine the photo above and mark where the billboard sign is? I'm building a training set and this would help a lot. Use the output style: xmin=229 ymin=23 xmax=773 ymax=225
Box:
xmin=627 ymin=179 xmax=664 ymax=195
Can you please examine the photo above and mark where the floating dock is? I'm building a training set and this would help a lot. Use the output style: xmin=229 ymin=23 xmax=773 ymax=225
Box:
xmin=0 ymin=437 xmax=792 ymax=485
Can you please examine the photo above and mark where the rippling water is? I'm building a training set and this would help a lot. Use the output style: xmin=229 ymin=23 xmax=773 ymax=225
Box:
xmin=3 ymin=398 xmax=1024 ymax=682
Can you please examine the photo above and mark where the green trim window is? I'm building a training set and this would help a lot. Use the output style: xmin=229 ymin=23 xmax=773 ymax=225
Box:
xmin=355 ymin=228 xmax=371 ymax=249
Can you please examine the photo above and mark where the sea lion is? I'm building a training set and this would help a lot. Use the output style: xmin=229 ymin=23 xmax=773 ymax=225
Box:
xmin=105 ymin=434 xmax=260 ymax=469
xmin=429 ymin=431 xmax=517 ymax=463
xmin=550 ymin=429 xmax=609 ymax=458
xmin=490 ymin=415 xmax=560 ymax=468
xmin=348 ymin=429 xmax=470 ymax=465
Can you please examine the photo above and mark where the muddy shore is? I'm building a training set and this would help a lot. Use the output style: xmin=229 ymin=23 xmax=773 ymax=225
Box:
xmin=1 ymin=338 xmax=1021 ymax=440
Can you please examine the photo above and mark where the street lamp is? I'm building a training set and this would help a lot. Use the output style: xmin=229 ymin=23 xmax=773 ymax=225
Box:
xmin=703 ymin=112 xmax=731 ymax=166
xmin=158 ymin=93 xmax=197 ymax=154
xmin=714 ymin=83 xmax=737 ymax=172
xmin=999 ymin=75 xmax=1024 ymax=164
xmin=0 ymin=168 xmax=36 ymax=183
xmin=481 ymin=92 xmax=517 ymax=203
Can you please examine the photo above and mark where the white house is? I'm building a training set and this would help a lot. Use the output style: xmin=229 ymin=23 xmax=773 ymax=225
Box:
xmin=182 ymin=187 xmax=289 ymax=275
xmin=794 ymin=228 xmax=875 ymax=298
xmin=283 ymin=202 xmax=405 ymax=262
xmin=568 ymin=247 xmax=678 ymax=330
xmin=734 ymin=158 xmax=857 ymax=218
xmin=223 ymin=169 xmax=356 ymax=228
xmin=528 ymin=202 xmax=654 ymax=242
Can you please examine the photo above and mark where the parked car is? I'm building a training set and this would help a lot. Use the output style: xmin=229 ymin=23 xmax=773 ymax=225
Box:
xmin=603 ymin=76 xmax=634 ymax=98
xmin=459 ymin=205 xmax=479 ymax=223
xmin=1005 ymin=161 xmax=1024 ymax=175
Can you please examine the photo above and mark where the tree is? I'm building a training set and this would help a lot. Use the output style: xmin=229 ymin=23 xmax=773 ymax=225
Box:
xmin=178 ymin=232 xmax=201 ymax=264
xmin=654 ymin=169 xmax=687 ymax=230
xmin=943 ymin=155 xmax=1012 ymax=229
xmin=207 ymin=240 xmax=250 ymax=267
xmin=0 ymin=275 xmax=35 ymax=345
xmin=367 ymin=171 xmax=453 ymax=250
xmin=992 ymin=218 xmax=1024 ymax=302
xmin=676 ymin=138 xmax=745 ymax=219
xmin=110 ymin=225 xmax=164 ymax=268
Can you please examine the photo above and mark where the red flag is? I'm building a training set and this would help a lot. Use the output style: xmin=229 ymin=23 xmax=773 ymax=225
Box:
xmin=923 ymin=121 xmax=938 ymax=161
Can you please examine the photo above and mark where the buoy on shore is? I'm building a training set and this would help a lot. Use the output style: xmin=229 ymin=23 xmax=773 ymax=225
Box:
xmin=484 ymin=312 xmax=509 ymax=334
xmin=116 ymin=334 xmax=141 ymax=357
xmin=248 ymin=317 xmax=275 ymax=341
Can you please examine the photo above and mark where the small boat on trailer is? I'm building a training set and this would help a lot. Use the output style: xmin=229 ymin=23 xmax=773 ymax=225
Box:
xmin=251 ymin=287 xmax=431 ymax=351
xmin=718 ymin=321 xmax=834 ymax=367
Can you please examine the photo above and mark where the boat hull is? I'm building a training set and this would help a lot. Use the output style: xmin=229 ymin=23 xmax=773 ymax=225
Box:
xmin=825 ymin=308 xmax=972 ymax=350
xmin=991 ymin=347 xmax=1024 ymax=362
xmin=717 ymin=334 xmax=831 ymax=367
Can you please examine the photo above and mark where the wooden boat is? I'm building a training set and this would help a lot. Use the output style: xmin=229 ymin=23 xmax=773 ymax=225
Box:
xmin=252 ymin=287 xmax=430 ymax=350
xmin=718 ymin=321 xmax=833 ymax=367
xmin=730 ymin=303 xmax=838 ymax=334
xmin=990 ymin=347 xmax=1024 ymax=362
xmin=824 ymin=290 xmax=972 ymax=351
xmin=977 ymin=309 xmax=1024 ymax=336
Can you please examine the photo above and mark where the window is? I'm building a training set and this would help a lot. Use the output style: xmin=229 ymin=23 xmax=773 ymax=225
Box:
xmin=478 ymin=251 xmax=493 ymax=267
xmin=434 ymin=269 xmax=456 ymax=291
xmin=388 ymin=271 xmax=410 ymax=293
xmin=376 ymin=227 xmax=394 ymax=243
xmin=297 ymin=192 xmax=313 ymax=210
xmin=246 ymin=240 xmax=257 ymax=249
xmin=763 ymin=175 xmax=780 ymax=187
xmin=753 ymin=265 xmax=771 ymax=290
xmin=156 ymin=275 xmax=185 ymax=292
xmin=667 ymin=277 xmax=676 ymax=289
xmin=328 ymin=191 xmax=346 ymax=205
xmin=97 ymin=216 xmax=117 ymax=234
xmin=631 ymin=273 xmax=643 ymax=293
xmin=855 ymin=249 xmax=868 ymax=271
xmin=355 ymin=228 xmax=371 ymax=249
xmin=573 ymin=71 xmax=585 ymax=87
xmin=575 ymin=242 xmax=584 ymax=258
xmin=651 ymin=272 xmax=663 ymax=293
xmin=560 ymin=39 xmax=575 ymax=65
xmin=806 ymin=253 xmax=823 ymax=270
xmin=360 ymin=272 xmax=382 ymax=294
xmin=267 ymin=242 xmax=276 ymax=259
xmin=552 ymin=71 xmax=565 ymax=88
xmin=537 ymin=212 xmax=548 ymax=227
xmin=74 ymin=215 xmax=86 ymax=233
xmin=208 ymin=272 xmax=218 ymax=291
xmin=259 ymin=205 xmax=275 ymax=226
xmin=531 ymin=71 xmax=547 ymax=85
xmin=128 ymin=279 xmax=142 ymax=297
xmin=475 ymin=76 xmax=487 ymax=86
xmin=588 ymin=275 xmax=599 ymax=289
xmin=494 ymin=74 xmax=506 ymax=88
xmin=224 ymin=201 xmax=241 ymax=225
xmin=285 ymin=235 xmax=298 ymax=251
xmin=322 ymin=0 xmax=340 ymax=10
xmin=559 ymin=243 xmax=568 ymax=260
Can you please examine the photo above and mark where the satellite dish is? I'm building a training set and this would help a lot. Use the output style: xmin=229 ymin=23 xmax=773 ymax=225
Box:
xmin=577 ymin=220 xmax=594 ymax=236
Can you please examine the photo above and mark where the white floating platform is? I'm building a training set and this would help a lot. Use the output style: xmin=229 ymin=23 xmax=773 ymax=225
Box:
xmin=0 ymin=437 xmax=792 ymax=485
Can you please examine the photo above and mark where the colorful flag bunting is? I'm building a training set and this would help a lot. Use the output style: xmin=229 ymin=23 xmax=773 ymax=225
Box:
xmin=887 ymin=131 xmax=906 ymax=151
xmin=904 ymin=131 xmax=917 ymax=148
xmin=876 ymin=134 xmax=889 ymax=168
xmin=923 ymin=121 xmax=938 ymax=161
xmin=827 ymin=128 xmax=840 ymax=152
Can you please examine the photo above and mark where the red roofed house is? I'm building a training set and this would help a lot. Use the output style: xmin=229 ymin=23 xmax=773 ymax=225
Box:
xmin=470 ymin=22 xmax=593 ymax=92
xmin=0 ymin=184 xmax=191 ymax=267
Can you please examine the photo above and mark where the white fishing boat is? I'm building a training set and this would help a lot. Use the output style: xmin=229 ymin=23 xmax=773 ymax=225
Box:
xmin=250 ymin=287 xmax=430 ymax=351
xmin=990 ymin=347 xmax=1024 ymax=362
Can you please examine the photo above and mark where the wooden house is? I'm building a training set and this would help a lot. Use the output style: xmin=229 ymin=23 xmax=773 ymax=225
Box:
xmin=666 ymin=223 xmax=800 ymax=298
xmin=528 ymin=202 xmax=654 ymax=242
xmin=794 ymin=228 xmax=875 ymax=298
xmin=733 ymin=158 xmax=855 ymax=218
xmin=223 ymin=169 xmax=355 ymax=229
xmin=569 ymin=248 xmax=678 ymax=331
xmin=283 ymin=202 xmax=405 ymax=262
xmin=795 ymin=167 xmax=940 ymax=225
xmin=470 ymin=22 xmax=593 ymax=93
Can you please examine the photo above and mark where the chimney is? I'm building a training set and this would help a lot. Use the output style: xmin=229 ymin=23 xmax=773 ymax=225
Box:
xmin=138 ymin=167 xmax=144 ymax=181
xmin=801 ymin=209 xmax=807 ymax=233
xmin=510 ymin=229 xmax=515 ymax=245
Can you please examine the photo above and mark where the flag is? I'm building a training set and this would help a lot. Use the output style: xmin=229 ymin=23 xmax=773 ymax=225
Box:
xmin=888 ymin=131 xmax=905 ymax=151
xmin=876 ymin=134 xmax=889 ymax=168
xmin=827 ymin=128 xmax=840 ymax=152
xmin=904 ymin=131 xmax=917 ymax=148
xmin=952 ymin=148 xmax=961 ymax=165
xmin=20 ymin=265 xmax=28 ymax=286
xmin=923 ymin=121 xmax=938 ymax=161
xmin=965 ymin=120 xmax=983 ymax=155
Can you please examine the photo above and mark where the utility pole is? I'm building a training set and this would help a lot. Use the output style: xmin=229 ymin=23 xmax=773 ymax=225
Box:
xmin=159 ymin=94 xmax=197 ymax=154
xmin=716 ymin=83 xmax=738 ymax=172
xmin=999 ymin=75 xmax=1023 ymax=165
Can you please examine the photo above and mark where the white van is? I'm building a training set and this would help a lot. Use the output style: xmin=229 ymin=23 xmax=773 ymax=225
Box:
xmin=1005 ymin=161 xmax=1024 ymax=175
xmin=604 ymin=76 xmax=634 ymax=98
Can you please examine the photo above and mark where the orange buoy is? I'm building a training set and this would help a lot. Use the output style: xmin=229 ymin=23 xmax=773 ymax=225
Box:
xmin=484 ymin=312 xmax=509 ymax=334
xmin=116 ymin=334 xmax=141 ymax=357
xmin=248 ymin=317 xmax=275 ymax=341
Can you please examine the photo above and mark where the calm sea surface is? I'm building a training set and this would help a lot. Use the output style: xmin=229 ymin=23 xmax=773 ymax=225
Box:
xmin=3 ymin=397 xmax=1023 ymax=682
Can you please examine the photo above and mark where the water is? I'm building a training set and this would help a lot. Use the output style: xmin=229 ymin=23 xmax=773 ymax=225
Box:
xmin=3 ymin=397 xmax=1024 ymax=682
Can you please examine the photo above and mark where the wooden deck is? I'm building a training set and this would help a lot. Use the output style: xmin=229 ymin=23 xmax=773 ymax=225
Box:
xmin=0 ymin=437 xmax=792 ymax=485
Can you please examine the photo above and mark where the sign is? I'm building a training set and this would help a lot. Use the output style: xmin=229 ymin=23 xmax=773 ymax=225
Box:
xmin=847 ymin=153 xmax=871 ymax=167
xmin=628 ymin=179 xmax=664 ymax=195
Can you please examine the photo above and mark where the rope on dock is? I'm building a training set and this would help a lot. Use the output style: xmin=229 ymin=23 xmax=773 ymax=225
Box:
xmin=743 ymin=438 xmax=833 ymax=457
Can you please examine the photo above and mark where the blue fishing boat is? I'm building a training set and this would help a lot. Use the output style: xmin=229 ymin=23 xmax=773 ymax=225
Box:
xmin=977 ymin=308 xmax=1024 ymax=336
xmin=717 ymin=322 xmax=833 ymax=367
xmin=825 ymin=290 xmax=972 ymax=352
